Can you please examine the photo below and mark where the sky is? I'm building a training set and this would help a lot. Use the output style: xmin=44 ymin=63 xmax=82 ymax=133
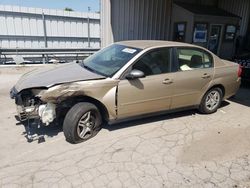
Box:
xmin=0 ymin=0 xmax=100 ymax=12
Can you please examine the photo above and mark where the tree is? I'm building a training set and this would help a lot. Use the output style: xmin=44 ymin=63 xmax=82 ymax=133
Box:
xmin=64 ymin=7 xmax=74 ymax=11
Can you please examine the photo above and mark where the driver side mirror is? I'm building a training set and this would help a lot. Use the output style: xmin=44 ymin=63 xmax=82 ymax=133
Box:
xmin=126 ymin=69 xmax=145 ymax=80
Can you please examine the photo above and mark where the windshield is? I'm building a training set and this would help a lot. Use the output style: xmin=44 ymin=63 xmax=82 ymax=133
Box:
xmin=81 ymin=44 xmax=142 ymax=77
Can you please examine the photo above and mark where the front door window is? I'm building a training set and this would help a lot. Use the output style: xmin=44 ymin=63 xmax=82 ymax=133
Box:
xmin=132 ymin=48 xmax=171 ymax=76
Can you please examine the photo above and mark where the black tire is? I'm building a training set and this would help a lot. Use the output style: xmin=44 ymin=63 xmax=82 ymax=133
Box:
xmin=199 ymin=87 xmax=223 ymax=114
xmin=63 ymin=102 xmax=102 ymax=144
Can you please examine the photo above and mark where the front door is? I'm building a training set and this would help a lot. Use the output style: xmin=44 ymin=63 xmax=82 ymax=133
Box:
xmin=208 ymin=25 xmax=222 ymax=54
xmin=117 ymin=48 xmax=174 ymax=119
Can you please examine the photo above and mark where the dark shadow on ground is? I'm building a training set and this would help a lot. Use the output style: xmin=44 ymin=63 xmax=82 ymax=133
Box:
xmin=15 ymin=115 xmax=63 ymax=143
xmin=16 ymin=109 xmax=200 ymax=143
xmin=104 ymin=101 xmax=231 ymax=132
xmin=229 ymin=81 xmax=250 ymax=107
xmin=104 ymin=109 xmax=200 ymax=132
xmin=104 ymin=100 xmax=231 ymax=132
xmin=221 ymin=101 xmax=230 ymax=108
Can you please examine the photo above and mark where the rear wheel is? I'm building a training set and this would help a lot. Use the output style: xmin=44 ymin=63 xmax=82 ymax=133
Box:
xmin=199 ymin=88 xmax=223 ymax=114
xmin=63 ymin=102 xmax=102 ymax=144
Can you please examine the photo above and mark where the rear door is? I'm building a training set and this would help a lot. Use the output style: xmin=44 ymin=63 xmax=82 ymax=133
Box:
xmin=170 ymin=47 xmax=214 ymax=109
xmin=117 ymin=48 xmax=174 ymax=119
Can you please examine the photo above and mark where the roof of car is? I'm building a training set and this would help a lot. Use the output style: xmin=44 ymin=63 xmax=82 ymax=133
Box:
xmin=116 ymin=40 xmax=196 ymax=49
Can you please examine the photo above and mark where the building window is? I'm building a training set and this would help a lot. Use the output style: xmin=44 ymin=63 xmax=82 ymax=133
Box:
xmin=173 ymin=22 xmax=186 ymax=42
xmin=193 ymin=23 xmax=208 ymax=43
xmin=224 ymin=25 xmax=237 ymax=41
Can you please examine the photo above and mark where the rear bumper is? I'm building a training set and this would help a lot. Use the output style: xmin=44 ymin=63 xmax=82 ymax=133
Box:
xmin=235 ymin=59 xmax=250 ymax=80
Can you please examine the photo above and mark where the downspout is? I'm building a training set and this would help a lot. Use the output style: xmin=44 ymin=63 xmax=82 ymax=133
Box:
xmin=42 ymin=13 xmax=48 ymax=48
xmin=42 ymin=12 xmax=48 ymax=63
xmin=168 ymin=0 xmax=173 ymax=40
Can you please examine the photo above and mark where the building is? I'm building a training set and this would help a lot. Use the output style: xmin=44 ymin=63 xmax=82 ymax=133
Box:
xmin=0 ymin=5 xmax=101 ymax=64
xmin=101 ymin=0 xmax=250 ymax=59
xmin=0 ymin=5 xmax=101 ymax=49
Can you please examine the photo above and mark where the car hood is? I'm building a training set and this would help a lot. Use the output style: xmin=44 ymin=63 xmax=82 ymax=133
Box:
xmin=15 ymin=63 xmax=105 ymax=92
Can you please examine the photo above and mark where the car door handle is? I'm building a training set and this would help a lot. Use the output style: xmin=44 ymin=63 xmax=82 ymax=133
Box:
xmin=162 ymin=79 xmax=173 ymax=84
xmin=201 ymin=73 xmax=211 ymax=79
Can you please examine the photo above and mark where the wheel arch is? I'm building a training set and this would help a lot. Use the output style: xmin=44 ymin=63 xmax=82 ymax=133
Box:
xmin=197 ymin=84 xmax=225 ymax=106
xmin=207 ymin=84 xmax=225 ymax=98
xmin=198 ymin=84 xmax=225 ymax=114
xmin=60 ymin=95 xmax=110 ymax=123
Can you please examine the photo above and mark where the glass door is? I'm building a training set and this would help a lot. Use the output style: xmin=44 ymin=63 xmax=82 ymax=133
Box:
xmin=208 ymin=25 xmax=222 ymax=54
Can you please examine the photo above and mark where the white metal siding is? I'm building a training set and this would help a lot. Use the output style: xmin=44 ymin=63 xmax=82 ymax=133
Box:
xmin=0 ymin=5 xmax=101 ymax=49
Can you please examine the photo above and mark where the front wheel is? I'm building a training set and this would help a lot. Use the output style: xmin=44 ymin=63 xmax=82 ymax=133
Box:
xmin=199 ymin=88 xmax=223 ymax=114
xmin=63 ymin=102 xmax=102 ymax=144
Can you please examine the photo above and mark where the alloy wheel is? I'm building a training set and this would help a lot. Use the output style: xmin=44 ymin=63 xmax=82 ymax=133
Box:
xmin=205 ymin=90 xmax=221 ymax=111
xmin=77 ymin=111 xmax=95 ymax=139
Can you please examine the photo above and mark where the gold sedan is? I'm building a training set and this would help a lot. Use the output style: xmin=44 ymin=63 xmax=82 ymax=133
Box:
xmin=11 ymin=40 xmax=241 ymax=143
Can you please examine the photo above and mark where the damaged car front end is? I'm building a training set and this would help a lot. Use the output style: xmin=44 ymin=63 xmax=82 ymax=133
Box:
xmin=10 ymin=61 xmax=109 ymax=143
xmin=10 ymin=87 xmax=56 ymax=125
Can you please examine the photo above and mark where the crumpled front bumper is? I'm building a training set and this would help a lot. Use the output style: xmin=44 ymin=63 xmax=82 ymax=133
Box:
xmin=10 ymin=86 xmax=39 ymax=121
xmin=16 ymin=105 xmax=39 ymax=121
xmin=10 ymin=87 xmax=56 ymax=124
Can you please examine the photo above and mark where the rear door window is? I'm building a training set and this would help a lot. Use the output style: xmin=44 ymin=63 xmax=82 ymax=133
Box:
xmin=176 ymin=48 xmax=213 ymax=71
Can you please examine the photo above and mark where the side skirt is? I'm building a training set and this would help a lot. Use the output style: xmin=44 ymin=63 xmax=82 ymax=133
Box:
xmin=108 ymin=105 xmax=199 ymax=125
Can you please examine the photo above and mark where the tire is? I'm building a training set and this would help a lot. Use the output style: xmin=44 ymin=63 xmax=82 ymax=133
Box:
xmin=63 ymin=102 xmax=102 ymax=144
xmin=199 ymin=87 xmax=223 ymax=114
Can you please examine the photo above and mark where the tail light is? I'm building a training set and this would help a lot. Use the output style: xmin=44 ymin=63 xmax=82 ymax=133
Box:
xmin=238 ymin=65 xmax=243 ymax=78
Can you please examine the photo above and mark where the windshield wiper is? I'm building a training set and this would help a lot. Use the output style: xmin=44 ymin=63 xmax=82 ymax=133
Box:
xmin=83 ymin=64 xmax=95 ymax=73
xmin=82 ymin=63 xmax=108 ymax=77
